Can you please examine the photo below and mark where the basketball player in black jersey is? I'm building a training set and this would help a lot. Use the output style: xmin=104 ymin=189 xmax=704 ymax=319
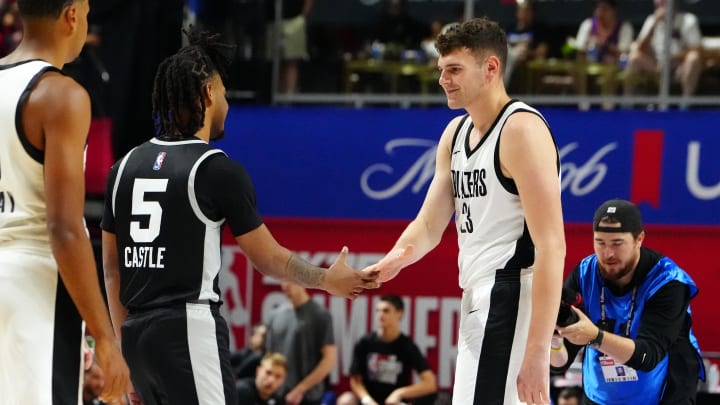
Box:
xmin=100 ymin=28 xmax=380 ymax=405
xmin=0 ymin=1 xmax=129 ymax=403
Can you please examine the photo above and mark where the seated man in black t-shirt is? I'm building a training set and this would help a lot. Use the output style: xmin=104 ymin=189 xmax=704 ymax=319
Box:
xmin=337 ymin=295 xmax=437 ymax=405
xmin=236 ymin=352 xmax=287 ymax=405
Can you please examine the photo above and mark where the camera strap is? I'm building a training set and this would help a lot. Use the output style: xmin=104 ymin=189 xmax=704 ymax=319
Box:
xmin=600 ymin=286 xmax=638 ymax=337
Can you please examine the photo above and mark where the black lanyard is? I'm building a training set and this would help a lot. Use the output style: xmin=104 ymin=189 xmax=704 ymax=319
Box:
xmin=600 ymin=286 xmax=638 ymax=338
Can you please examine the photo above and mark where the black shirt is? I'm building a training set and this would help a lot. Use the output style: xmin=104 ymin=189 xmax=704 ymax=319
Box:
xmin=101 ymin=137 xmax=262 ymax=311
xmin=236 ymin=377 xmax=284 ymax=405
xmin=349 ymin=332 xmax=431 ymax=402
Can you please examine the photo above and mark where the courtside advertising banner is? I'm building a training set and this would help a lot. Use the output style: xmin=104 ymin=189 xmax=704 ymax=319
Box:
xmin=215 ymin=107 xmax=719 ymax=390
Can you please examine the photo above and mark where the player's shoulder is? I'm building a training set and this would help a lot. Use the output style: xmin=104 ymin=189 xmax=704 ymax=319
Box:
xmin=29 ymin=71 xmax=89 ymax=118
xmin=440 ymin=114 xmax=469 ymax=144
xmin=33 ymin=71 xmax=89 ymax=104
xmin=445 ymin=114 xmax=469 ymax=132
xmin=504 ymin=104 xmax=547 ymax=132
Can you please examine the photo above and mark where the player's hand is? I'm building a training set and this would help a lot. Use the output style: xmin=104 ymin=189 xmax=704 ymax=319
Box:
xmin=517 ymin=345 xmax=551 ymax=405
xmin=370 ymin=245 xmax=414 ymax=283
xmin=94 ymin=336 xmax=130 ymax=403
xmin=324 ymin=246 xmax=381 ymax=299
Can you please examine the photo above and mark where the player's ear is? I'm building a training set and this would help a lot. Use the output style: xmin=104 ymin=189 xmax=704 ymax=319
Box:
xmin=62 ymin=3 xmax=78 ymax=34
xmin=203 ymin=81 xmax=214 ymax=106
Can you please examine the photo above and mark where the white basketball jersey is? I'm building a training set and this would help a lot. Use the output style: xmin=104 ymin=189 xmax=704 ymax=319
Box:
xmin=451 ymin=100 xmax=556 ymax=289
xmin=0 ymin=60 xmax=57 ymax=244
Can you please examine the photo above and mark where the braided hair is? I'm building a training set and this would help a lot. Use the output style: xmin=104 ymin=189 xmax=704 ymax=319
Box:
xmin=152 ymin=27 xmax=234 ymax=140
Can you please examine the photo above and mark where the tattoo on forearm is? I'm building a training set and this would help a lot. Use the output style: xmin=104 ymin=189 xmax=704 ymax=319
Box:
xmin=285 ymin=253 xmax=325 ymax=287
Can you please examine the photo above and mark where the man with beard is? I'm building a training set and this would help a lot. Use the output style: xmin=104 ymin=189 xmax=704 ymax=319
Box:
xmin=550 ymin=199 xmax=704 ymax=404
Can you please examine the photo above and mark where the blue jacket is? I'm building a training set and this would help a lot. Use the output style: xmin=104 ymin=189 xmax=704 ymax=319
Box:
xmin=577 ymin=253 xmax=703 ymax=404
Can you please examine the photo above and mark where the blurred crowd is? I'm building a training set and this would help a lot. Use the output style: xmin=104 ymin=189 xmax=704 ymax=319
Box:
xmin=2 ymin=0 xmax=719 ymax=105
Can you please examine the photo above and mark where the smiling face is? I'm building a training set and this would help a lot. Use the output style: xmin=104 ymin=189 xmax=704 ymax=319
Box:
xmin=437 ymin=48 xmax=491 ymax=110
xmin=593 ymin=222 xmax=644 ymax=286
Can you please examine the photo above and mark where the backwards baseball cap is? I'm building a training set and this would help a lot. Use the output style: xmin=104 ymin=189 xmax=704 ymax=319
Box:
xmin=593 ymin=199 xmax=644 ymax=234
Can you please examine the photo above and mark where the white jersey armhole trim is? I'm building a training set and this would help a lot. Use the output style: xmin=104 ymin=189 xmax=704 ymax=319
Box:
xmin=111 ymin=148 xmax=138 ymax=217
xmin=150 ymin=137 xmax=206 ymax=146
xmin=188 ymin=149 xmax=226 ymax=227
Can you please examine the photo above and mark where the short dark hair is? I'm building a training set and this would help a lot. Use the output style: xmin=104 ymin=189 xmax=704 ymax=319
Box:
xmin=152 ymin=26 xmax=234 ymax=140
xmin=435 ymin=17 xmax=508 ymax=71
xmin=17 ymin=0 xmax=75 ymax=18
xmin=380 ymin=295 xmax=404 ymax=311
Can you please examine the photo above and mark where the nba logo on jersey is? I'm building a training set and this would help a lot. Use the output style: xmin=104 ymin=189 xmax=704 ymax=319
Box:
xmin=153 ymin=152 xmax=167 ymax=171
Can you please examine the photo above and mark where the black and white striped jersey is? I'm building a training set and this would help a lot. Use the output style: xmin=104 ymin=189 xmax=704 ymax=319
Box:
xmin=450 ymin=100 xmax=557 ymax=289
xmin=102 ymin=137 xmax=263 ymax=311
xmin=0 ymin=60 xmax=59 ymax=244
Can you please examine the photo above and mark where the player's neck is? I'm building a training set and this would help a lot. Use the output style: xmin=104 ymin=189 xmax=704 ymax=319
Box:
xmin=466 ymin=87 xmax=511 ymax=134
xmin=4 ymin=39 xmax=67 ymax=68
xmin=10 ymin=21 xmax=69 ymax=68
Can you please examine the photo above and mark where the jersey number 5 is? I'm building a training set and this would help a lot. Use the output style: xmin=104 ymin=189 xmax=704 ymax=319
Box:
xmin=130 ymin=178 xmax=168 ymax=243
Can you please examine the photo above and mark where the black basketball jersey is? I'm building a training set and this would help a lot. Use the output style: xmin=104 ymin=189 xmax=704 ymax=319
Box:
xmin=102 ymin=137 xmax=262 ymax=311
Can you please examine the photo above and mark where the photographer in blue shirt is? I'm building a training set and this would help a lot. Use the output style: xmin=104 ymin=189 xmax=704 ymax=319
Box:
xmin=550 ymin=199 xmax=704 ymax=404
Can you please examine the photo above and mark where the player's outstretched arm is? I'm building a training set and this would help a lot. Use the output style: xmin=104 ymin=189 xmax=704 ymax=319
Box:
xmin=235 ymin=224 xmax=379 ymax=299
xmin=366 ymin=116 xmax=461 ymax=283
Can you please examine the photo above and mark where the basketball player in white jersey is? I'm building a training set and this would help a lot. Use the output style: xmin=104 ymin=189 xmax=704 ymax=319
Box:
xmin=365 ymin=18 xmax=565 ymax=405
xmin=0 ymin=1 xmax=129 ymax=403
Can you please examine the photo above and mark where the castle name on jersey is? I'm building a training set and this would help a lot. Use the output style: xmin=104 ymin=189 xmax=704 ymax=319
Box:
xmin=124 ymin=246 xmax=166 ymax=269
xmin=451 ymin=169 xmax=487 ymax=199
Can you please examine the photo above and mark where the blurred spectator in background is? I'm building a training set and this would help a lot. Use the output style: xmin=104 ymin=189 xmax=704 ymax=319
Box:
xmin=556 ymin=386 xmax=582 ymax=405
xmin=337 ymin=294 xmax=437 ymax=405
xmin=231 ymin=323 xmax=268 ymax=380
xmin=196 ymin=0 xmax=264 ymax=62
xmin=0 ymin=0 xmax=21 ymax=57
xmin=265 ymin=282 xmax=335 ymax=405
xmin=236 ymin=352 xmax=288 ymax=405
xmin=624 ymin=0 xmax=702 ymax=101
xmin=266 ymin=0 xmax=314 ymax=94
xmin=83 ymin=363 xmax=106 ymax=405
xmin=504 ymin=0 xmax=548 ymax=92
xmin=91 ymin=0 xmax=183 ymax=159
xmin=420 ymin=19 xmax=443 ymax=65
xmin=372 ymin=0 xmax=428 ymax=61
xmin=575 ymin=0 xmax=633 ymax=66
